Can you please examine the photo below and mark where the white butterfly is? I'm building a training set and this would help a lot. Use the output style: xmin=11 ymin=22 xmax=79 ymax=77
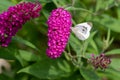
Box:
xmin=71 ymin=22 xmax=92 ymax=40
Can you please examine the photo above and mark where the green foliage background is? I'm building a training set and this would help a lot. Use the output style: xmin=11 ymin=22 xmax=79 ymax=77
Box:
xmin=0 ymin=0 xmax=120 ymax=80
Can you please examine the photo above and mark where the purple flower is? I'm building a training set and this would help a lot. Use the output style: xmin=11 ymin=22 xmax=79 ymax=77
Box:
xmin=88 ymin=53 xmax=111 ymax=69
xmin=0 ymin=2 xmax=42 ymax=47
xmin=46 ymin=8 xmax=72 ymax=59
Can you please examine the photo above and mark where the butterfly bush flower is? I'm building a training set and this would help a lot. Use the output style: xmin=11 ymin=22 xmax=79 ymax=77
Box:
xmin=88 ymin=53 xmax=111 ymax=69
xmin=0 ymin=2 xmax=42 ymax=47
xmin=47 ymin=8 xmax=72 ymax=59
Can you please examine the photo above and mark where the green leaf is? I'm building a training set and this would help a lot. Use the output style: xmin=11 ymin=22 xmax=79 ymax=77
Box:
xmin=19 ymin=50 xmax=40 ymax=61
xmin=69 ymin=34 xmax=81 ymax=54
xmin=106 ymin=49 xmax=120 ymax=54
xmin=15 ymin=50 xmax=40 ymax=66
xmin=97 ymin=68 xmax=120 ymax=80
xmin=111 ymin=59 xmax=120 ymax=70
xmin=11 ymin=0 xmax=18 ymax=4
xmin=0 ymin=47 xmax=16 ymax=60
xmin=0 ymin=74 xmax=13 ymax=80
xmin=41 ymin=9 xmax=49 ymax=19
xmin=105 ymin=68 xmax=120 ymax=80
xmin=80 ymin=67 xmax=100 ymax=80
xmin=117 ymin=7 xmax=120 ymax=19
xmin=105 ymin=49 xmax=120 ymax=70
xmin=15 ymin=51 xmax=28 ymax=67
xmin=18 ymin=59 xmax=74 ymax=79
xmin=89 ymin=39 xmax=99 ymax=54
xmin=93 ymin=15 xmax=120 ymax=33
xmin=83 ymin=31 xmax=97 ymax=54
xmin=12 ymin=36 xmax=39 ymax=51
xmin=0 ymin=0 xmax=14 ymax=12
xmin=96 ymin=0 xmax=115 ymax=11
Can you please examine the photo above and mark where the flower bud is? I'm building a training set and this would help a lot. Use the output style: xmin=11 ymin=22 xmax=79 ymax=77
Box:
xmin=88 ymin=53 xmax=111 ymax=69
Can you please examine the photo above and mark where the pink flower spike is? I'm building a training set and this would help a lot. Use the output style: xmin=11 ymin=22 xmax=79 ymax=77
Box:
xmin=46 ymin=8 xmax=72 ymax=59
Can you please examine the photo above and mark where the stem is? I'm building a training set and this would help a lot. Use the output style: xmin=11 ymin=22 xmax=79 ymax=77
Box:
xmin=65 ymin=6 xmax=96 ymax=15
xmin=67 ymin=42 xmax=71 ymax=53
xmin=64 ymin=51 xmax=81 ymax=67
xmin=63 ymin=51 xmax=70 ymax=61
xmin=81 ymin=40 xmax=86 ymax=57
xmin=71 ymin=0 xmax=75 ymax=6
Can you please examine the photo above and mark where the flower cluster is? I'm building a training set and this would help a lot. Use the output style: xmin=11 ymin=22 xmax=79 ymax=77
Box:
xmin=46 ymin=8 xmax=72 ymax=59
xmin=0 ymin=2 xmax=42 ymax=47
xmin=88 ymin=53 xmax=111 ymax=69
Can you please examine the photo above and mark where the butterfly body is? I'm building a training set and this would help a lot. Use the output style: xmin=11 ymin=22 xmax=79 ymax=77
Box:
xmin=71 ymin=22 xmax=92 ymax=40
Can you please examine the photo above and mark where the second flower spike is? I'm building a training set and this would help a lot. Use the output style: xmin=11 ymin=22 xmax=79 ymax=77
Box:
xmin=46 ymin=8 xmax=72 ymax=59
xmin=0 ymin=2 xmax=42 ymax=47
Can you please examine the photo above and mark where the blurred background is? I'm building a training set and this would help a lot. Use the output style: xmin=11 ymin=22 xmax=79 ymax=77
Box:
xmin=0 ymin=0 xmax=120 ymax=80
